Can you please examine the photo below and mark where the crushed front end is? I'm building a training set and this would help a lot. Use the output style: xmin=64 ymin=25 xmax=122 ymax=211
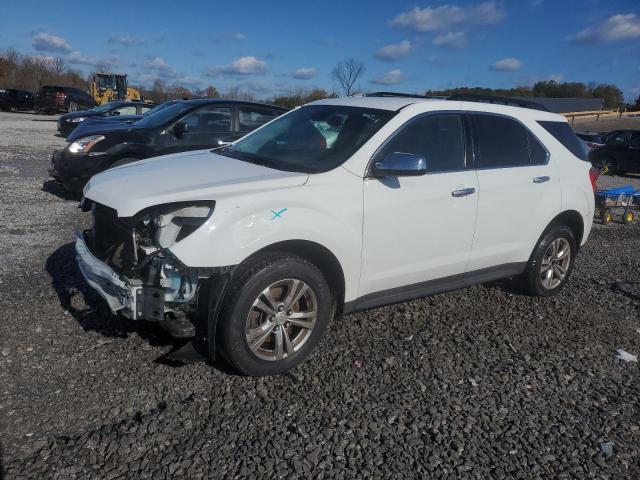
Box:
xmin=76 ymin=199 xmax=229 ymax=333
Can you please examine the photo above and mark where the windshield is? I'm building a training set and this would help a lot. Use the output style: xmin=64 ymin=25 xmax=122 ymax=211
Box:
xmin=221 ymin=105 xmax=394 ymax=173
xmin=134 ymin=101 xmax=191 ymax=127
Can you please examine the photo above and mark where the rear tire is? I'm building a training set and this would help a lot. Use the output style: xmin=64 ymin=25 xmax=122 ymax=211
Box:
xmin=520 ymin=225 xmax=577 ymax=297
xmin=217 ymin=252 xmax=332 ymax=376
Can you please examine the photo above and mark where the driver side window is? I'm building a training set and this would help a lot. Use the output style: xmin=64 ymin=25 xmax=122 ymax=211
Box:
xmin=181 ymin=106 xmax=232 ymax=133
xmin=376 ymin=114 xmax=466 ymax=173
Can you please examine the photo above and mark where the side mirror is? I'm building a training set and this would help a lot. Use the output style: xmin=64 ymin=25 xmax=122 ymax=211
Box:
xmin=373 ymin=152 xmax=427 ymax=177
xmin=173 ymin=121 xmax=189 ymax=136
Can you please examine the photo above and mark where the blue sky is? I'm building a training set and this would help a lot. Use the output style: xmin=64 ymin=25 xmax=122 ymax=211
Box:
xmin=1 ymin=0 xmax=639 ymax=100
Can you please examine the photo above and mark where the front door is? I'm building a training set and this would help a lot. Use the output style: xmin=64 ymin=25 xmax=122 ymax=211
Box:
xmin=161 ymin=105 xmax=234 ymax=155
xmin=359 ymin=113 xmax=479 ymax=297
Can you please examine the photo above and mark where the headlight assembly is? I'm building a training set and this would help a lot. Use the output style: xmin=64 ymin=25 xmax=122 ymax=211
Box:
xmin=70 ymin=117 xmax=87 ymax=123
xmin=135 ymin=201 xmax=215 ymax=249
xmin=68 ymin=135 xmax=105 ymax=154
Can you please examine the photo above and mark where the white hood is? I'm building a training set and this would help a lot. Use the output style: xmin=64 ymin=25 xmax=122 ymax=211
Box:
xmin=84 ymin=149 xmax=308 ymax=217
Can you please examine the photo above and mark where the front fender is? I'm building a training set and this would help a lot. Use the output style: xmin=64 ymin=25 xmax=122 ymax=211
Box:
xmin=169 ymin=168 xmax=364 ymax=302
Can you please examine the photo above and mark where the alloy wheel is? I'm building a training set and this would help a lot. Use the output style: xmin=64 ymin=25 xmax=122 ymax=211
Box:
xmin=540 ymin=238 xmax=571 ymax=289
xmin=245 ymin=279 xmax=317 ymax=361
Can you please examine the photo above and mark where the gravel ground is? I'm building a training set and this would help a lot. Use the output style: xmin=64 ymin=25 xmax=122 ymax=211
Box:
xmin=1 ymin=111 xmax=639 ymax=479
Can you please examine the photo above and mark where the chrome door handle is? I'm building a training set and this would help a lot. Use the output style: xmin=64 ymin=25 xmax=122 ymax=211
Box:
xmin=451 ymin=187 xmax=476 ymax=197
xmin=533 ymin=176 xmax=550 ymax=183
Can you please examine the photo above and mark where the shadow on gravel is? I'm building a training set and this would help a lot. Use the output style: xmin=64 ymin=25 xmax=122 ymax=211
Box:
xmin=45 ymin=243 xmax=178 ymax=347
xmin=42 ymin=180 xmax=80 ymax=202
xmin=45 ymin=242 xmax=237 ymax=373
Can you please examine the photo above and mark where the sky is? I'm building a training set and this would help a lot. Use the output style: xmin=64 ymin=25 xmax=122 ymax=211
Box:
xmin=1 ymin=0 xmax=639 ymax=100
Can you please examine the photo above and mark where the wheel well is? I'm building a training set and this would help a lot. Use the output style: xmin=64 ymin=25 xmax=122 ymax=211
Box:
xmin=253 ymin=240 xmax=346 ymax=317
xmin=548 ymin=210 xmax=584 ymax=246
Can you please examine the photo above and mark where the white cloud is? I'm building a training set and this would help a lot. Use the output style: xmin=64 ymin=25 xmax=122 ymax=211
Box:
xmin=145 ymin=56 xmax=170 ymax=70
xmin=292 ymin=67 xmax=317 ymax=79
xmin=490 ymin=57 xmax=522 ymax=71
xmin=371 ymin=69 xmax=404 ymax=85
xmin=108 ymin=33 xmax=144 ymax=47
xmin=433 ymin=31 xmax=468 ymax=49
xmin=67 ymin=51 xmax=95 ymax=66
xmin=390 ymin=2 xmax=505 ymax=32
xmin=215 ymin=32 xmax=247 ymax=41
xmin=32 ymin=32 xmax=71 ymax=53
xmin=206 ymin=56 xmax=268 ymax=76
xmin=374 ymin=40 xmax=412 ymax=61
xmin=568 ymin=14 xmax=640 ymax=44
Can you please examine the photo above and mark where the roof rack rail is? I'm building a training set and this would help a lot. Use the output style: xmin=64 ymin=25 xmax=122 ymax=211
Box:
xmin=365 ymin=91 xmax=437 ymax=99
xmin=448 ymin=93 xmax=550 ymax=112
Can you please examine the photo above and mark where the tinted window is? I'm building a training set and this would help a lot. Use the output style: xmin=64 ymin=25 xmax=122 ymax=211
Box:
xmin=528 ymin=132 xmax=547 ymax=165
xmin=181 ymin=106 xmax=231 ymax=133
xmin=239 ymin=107 xmax=278 ymax=131
xmin=223 ymin=105 xmax=394 ymax=173
xmin=473 ymin=114 xmax=530 ymax=168
xmin=538 ymin=120 xmax=588 ymax=161
xmin=375 ymin=114 xmax=466 ymax=173
xmin=606 ymin=131 xmax=629 ymax=146
xmin=140 ymin=105 xmax=154 ymax=114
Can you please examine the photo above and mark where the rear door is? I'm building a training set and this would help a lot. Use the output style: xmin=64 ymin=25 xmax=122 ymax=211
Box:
xmin=235 ymin=105 xmax=281 ymax=141
xmin=622 ymin=132 xmax=640 ymax=173
xmin=466 ymin=113 xmax=560 ymax=273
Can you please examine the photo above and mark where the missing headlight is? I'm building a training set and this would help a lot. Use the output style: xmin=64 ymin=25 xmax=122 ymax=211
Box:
xmin=133 ymin=201 xmax=215 ymax=249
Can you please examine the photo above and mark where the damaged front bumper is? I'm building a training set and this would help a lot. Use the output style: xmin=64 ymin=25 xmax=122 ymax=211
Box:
xmin=75 ymin=230 xmax=145 ymax=319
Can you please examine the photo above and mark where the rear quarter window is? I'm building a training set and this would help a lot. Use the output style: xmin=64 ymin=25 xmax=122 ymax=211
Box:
xmin=538 ymin=121 xmax=588 ymax=161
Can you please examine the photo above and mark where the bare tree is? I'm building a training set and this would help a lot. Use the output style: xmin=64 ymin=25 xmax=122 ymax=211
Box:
xmin=331 ymin=58 xmax=366 ymax=96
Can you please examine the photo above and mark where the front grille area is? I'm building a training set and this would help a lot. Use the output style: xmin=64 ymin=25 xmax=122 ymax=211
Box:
xmin=89 ymin=203 xmax=138 ymax=273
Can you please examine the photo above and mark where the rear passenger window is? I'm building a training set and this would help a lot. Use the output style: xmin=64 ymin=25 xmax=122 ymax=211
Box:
xmin=239 ymin=107 xmax=277 ymax=131
xmin=376 ymin=114 xmax=466 ymax=173
xmin=528 ymin=132 xmax=548 ymax=165
xmin=472 ymin=114 xmax=530 ymax=168
xmin=538 ymin=120 xmax=588 ymax=161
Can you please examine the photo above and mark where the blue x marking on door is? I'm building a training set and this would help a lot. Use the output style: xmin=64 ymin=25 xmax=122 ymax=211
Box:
xmin=271 ymin=208 xmax=288 ymax=220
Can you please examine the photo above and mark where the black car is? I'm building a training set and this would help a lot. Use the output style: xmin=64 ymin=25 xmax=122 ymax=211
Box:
xmin=35 ymin=86 xmax=95 ymax=114
xmin=71 ymin=100 xmax=180 ymax=137
xmin=0 ymin=89 xmax=35 ymax=111
xmin=589 ymin=129 xmax=640 ymax=175
xmin=49 ymin=99 xmax=287 ymax=192
xmin=57 ymin=101 xmax=156 ymax=137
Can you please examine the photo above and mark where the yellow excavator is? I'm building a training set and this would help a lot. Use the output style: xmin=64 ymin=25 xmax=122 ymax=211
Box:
xmin=90 ymin=73 xmax=142 ymax=105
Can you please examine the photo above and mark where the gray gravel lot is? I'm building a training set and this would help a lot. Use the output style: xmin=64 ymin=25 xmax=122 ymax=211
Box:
xmin=1 ymin=111 xmax=639 ymax=479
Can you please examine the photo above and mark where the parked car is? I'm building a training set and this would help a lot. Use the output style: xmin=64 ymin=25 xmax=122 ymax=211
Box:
xmin=50 ymin=99 xmax=287 ymax=192
xmin=75 ymin=94 xmax=594 ymax=376
xmin=35 ymin=86 xmax=95 ymax=114
xmin=57 ymin=101 xmax=156 ymax=137
xmin=589 ymin=129 xmax=640 ymax=175
xmin=0 ymin=88 xmax=35 ymax=111
xmin=576 ymin=131 xmax=604 ymax=149
xmin=72 ymin=100 xmax=180 ymax=135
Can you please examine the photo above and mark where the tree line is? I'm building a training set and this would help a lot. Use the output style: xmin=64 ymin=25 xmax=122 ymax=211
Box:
xmin=1 ymin=49 xmax=637 ymax=109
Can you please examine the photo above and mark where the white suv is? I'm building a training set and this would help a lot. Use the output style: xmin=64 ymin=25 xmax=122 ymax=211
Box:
xmin=76 ymin=94 xmax=595 ymax=376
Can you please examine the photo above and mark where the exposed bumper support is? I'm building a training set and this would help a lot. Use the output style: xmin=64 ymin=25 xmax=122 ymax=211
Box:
xmin=75 ymin=230 xmax=143 ymax=318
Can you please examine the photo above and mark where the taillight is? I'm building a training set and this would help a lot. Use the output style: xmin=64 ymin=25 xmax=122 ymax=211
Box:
xmin=589 ymin=167 xmax=599 ymax=191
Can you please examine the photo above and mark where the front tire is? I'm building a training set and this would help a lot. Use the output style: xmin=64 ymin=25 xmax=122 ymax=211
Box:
xmin=520 ymin=225 xmax=577 ymax=297
xmin=218 ymin=253 xmax=332 ymax=376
